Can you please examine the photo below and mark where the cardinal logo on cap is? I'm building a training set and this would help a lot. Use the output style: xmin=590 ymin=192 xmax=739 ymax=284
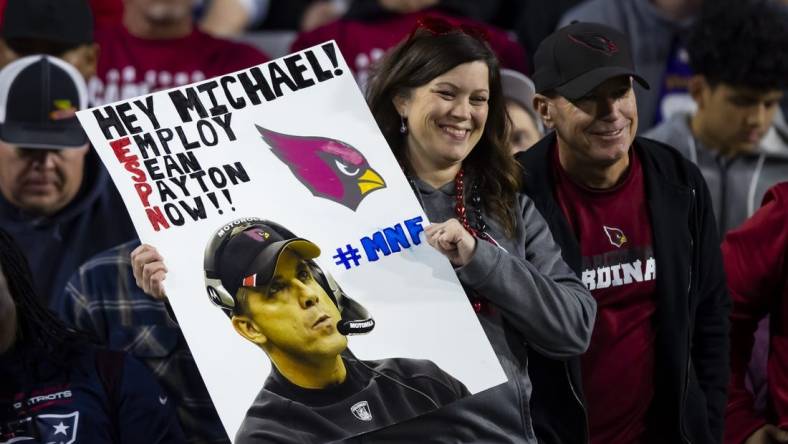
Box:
xmin=568 ymin=32 xmax=619 ymax=56
xmin=257 ymin=126 xmax=386 ymax=211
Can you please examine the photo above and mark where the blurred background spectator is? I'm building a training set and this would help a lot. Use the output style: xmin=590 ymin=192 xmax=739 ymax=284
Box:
xmin=500 ymin=68 xmax=542 ymax=154
xmin=54 ymin=240 xmax=230 ymax=443
xmin=291 ymin=5 xmax=528 ymax=91
xmin=644 ymin=0 xmax=788 ymax=235
xmin=0 ymin=0 xmax=100 ymax=78
xmin=0 ymin=228 xmax=185 ymax=444
xmin=89 ymin=0 xmax=269 ymax=105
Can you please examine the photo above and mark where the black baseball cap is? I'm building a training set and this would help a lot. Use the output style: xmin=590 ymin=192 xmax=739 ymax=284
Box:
xmin=532 ymin=22 xmax=649 ymax=100
xmin=1 ymin=0 xmax=94 ymax=50
xmin=0 ymin=55 xmax=88 ymax=149
xmin=209 ymin=220 xmax=321 ymax=300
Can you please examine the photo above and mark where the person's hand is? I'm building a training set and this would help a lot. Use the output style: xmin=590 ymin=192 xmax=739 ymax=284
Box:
xmin=425 ymin=219 xmax=476 ymax=267
xmin=130 ymin=244 xmax=168 ymax=300
xmin=745 ymin=425 xmax=788 ymax=444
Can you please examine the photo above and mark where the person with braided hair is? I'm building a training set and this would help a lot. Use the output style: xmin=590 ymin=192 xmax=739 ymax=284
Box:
xmin=0 ymin=228 xmax=185 ymax=443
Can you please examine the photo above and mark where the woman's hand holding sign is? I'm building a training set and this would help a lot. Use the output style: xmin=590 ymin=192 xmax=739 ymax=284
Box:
xmin=425 ymin=219 xmax=477 ymax=267
xmin=131 ymin=244 xmax=168 ymax=300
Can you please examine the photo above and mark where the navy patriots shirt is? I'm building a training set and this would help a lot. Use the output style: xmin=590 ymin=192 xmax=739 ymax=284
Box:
xmin=0 ymin=345 xmax=184 ymax=443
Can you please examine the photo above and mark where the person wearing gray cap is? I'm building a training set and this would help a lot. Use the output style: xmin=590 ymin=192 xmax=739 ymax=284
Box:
xmin=501 ymin=68 xmax=543 ymax=154
xmin=201 ymin=217 xmax=469 ymax=443
xmin=0 ymin=55 xmax=135 ymax=305
xmin=517 ymin=21 xmax=729 ymax=444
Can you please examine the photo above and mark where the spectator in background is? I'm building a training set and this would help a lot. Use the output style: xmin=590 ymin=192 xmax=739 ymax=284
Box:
xmin=501 ymin=68 xmax=542 ymax=154
xmin=0 ymin=55 xmax=136 ymax=305
xmin=291 ymin=3 xmax=529 ymax=91
xmin=723 ymin=182 xmax=788 ymax=444
xmin=645 ymin=0 xmax=788 ymax=234
xmin=559 ymin=0 xmax=703 ymax=132
xmin=198 ymin=0 xmax=272 ymax=37
xmin=54 ymin=240 xmax=230 ymax=443
xmin=344 ymin=0 xmax=501 ymax=23
xmin=518 ymin=21 xmax=729 ymax=444
xmin=0 ymin=0 xmax=124 ymax=34
xmin=89 ymin=0 xmax=269 ymax=105
xmin=0 ymin=228 xmax=185 ymax=444
xmin=489 ymin=0 xmax=584 ymax=66
xmin=0 ymin=0 xmax=100 ymax=79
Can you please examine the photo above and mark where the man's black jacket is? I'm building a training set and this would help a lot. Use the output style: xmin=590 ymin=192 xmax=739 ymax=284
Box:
xmin=516 ymin=133 xmax=730 ymax=444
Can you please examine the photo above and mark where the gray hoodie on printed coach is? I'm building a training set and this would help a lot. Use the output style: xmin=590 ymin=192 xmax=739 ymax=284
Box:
xmin=346 ymin=178 xmax=595 ymax=444
xmin=645 ymin=111 xmax=788 ymax=234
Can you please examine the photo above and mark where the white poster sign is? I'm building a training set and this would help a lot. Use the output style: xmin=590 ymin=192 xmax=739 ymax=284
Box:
xmin=77 ymin=41 xmax=506 ymax=441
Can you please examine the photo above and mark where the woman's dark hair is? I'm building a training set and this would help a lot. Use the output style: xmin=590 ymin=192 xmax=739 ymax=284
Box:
xmin=0 ymin=228 xmax=92 ymax=361
xmin=366 ymin=24 xmax=522 ymax=237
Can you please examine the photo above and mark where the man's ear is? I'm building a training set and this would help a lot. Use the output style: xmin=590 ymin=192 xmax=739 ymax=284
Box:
xmin=232 ymin=315 xmax=267 ymax=347
xmin=533 ymin=94 xmax=554 ymax=129
xmin=688 ymin=75 xmax=709 ymax=108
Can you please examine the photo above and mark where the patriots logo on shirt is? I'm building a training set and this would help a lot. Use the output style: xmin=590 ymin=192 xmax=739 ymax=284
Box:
xmin=603 ymin=226 xmax=628 ymax=248
xmin=350 ymin=401 xmax=372 ymax=422
xmin=6 ymin=412 xmax=79 ymax=444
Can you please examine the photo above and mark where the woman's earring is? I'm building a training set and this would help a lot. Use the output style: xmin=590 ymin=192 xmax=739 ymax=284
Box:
xmin=400 ymin=115 xmax=408 ymax=134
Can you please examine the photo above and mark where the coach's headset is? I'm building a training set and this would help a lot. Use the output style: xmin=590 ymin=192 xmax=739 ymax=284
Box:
xmin=203 ymin=217 xmax=375 ymax=336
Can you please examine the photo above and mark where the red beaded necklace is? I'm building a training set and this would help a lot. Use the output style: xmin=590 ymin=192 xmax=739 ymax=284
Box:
xmin=453 ymin=169 xmax=493 ymax=314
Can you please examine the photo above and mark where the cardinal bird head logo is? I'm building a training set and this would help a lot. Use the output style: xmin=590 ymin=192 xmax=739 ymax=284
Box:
xmin=257 ymin=126 xmax=386 ymax=211
xmin=603 ymin=225 xmax=628 ymax=248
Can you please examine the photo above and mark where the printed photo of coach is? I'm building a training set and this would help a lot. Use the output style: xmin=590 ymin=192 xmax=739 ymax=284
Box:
xmin=202 ymin=217 xmax=470 ymax=443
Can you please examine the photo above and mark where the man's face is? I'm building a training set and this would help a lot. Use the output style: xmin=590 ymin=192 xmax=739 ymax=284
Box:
xmin=539 ymin=75 xmax=638 ymax=169
xmin=0 ymin=264 xmax=18 ymax=354
xmin=125 ymin=0 xmax=193 ymax=24
xmin=692 ymin=79 xmax=783 ymax=155
xmin=0 ymin=39 xmax=99 ymax=80
xmin=0 ymin=142 xmax=89 ymax=216
xmin=234 ymin=249 xmax=347 ymax=362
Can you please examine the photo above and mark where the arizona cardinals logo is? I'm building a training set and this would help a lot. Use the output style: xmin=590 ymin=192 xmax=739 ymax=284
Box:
xmin=257 ymin=126 xmax=386 ymax=211
xmin=568 ymin=33 xmax=619 ymax=55
xmin=244 ymin=229 xmax=270 ymax=242
xmin=603 ymin=226 xmax=628 ymax=248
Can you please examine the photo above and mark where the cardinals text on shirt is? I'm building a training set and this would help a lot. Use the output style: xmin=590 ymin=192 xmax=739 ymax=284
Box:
xmin=581 ymin=247 xmax=656 ymax=291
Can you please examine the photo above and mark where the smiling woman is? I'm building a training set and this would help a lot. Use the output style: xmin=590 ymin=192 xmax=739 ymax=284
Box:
xmin=361 ymin=17 xmax=596 ymax=442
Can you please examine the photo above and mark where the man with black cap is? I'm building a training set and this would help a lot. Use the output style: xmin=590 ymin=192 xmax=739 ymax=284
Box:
xmin=0 ymin=55 xmax=135 ymax=304
xmin=201 ymin=217 xmax=469 ymax=443
xmin=516 ymin=22 xmax=729 ymax=444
